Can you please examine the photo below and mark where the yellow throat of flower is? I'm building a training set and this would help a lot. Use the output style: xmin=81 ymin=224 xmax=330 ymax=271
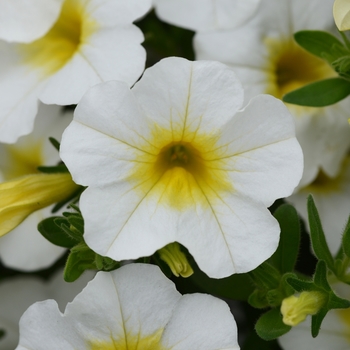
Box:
xmin=128 ymin=123 xmax=233 ymax=211
xmin=88 ymin=330 xmax=167 ymax=350
xmin=18 ymin=0 xmax=97 ymax=77
xmin=265 ymin=38 xmax=336 ymax=113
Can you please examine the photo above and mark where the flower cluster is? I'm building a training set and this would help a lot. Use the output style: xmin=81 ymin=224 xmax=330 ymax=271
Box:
xmin=1 ymin=1 xmax=350 ymax=349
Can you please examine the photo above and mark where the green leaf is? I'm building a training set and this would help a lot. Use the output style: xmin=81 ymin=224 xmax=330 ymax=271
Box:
xmin=294 ymin=30 xmax=346 ymax=63
xmin=37 ymin=164 xmax=68 ymax=174
xmin=49 ymin=137 xmax=60 ymax=151
xmin=283 ymin=77 xmax=350 ymax=107
xmin=342 ymin=215 xmax=350 ymax=258
xmin=255 ymin=308 xmax=291 ymax=341
xmin=311 ymin=308 xmax=327 ymax=337
xmin=307 ymin=195 xmax=335 ymax=272
xmin=313 ymin=260 xmax=331 ymax=291
xmin=38 ymin=217 xmax=79 ymax=248
xmin=270 ymin=204 xmax=300 ymax=273
xmin=64 ymin=245 xmax=96 ymax=282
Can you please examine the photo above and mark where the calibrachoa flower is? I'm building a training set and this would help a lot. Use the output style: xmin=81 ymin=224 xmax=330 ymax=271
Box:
xmin=0 ymin=269 xmax=94 ymax=350
xmin=287 ymin=156 xmax=350 ymax=254
xmin=0 ymin=0 xmax=64 ymax=43
xmin=0 ymin=0 xmax=152 ymax=143
xmin=0 ymin=103 xmax=76 ymax=271
xmin=60 ymin=57 xmax=303 ymax=278
xmin=154 ymin=0 xmax=260 ymax=32
xmin=16 ymin=264 xmax=239 ymax=350
xmin=195 ymin=0 xmax=350 ymax=187
xmin=334 ymin=0 xmax=350 ymax=31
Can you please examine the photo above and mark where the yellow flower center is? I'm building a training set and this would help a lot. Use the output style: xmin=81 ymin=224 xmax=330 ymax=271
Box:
xmin=18 ymin=0 xmax=97 ymax=77
xmin=301 ymin=157 xmax=349 ymax=195
xmin=265 ymin=38 xmax=335 ymax=113
xmin=88 ymin=330 xmax=167 ymax=350
xmin=128 ymin=124 xmax=233 ymax=210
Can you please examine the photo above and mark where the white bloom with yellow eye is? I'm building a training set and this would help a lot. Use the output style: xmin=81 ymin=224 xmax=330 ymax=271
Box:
xmin=334 ymin=0 xmax=350 ymax=31
xmin=0 ymin=0 xmax=152 ymax=144
xmin=0 ymin=103 xmax=74 ymax=271
xmin=16 ymin=264 xmax=239 ymax=350
xmin=60 ymin=57 xmax=303 ymax=278
xmin=154 ymin=0 xmax=260 ymax=32
xmin=195 ymin=0 xmax=350 ymax=187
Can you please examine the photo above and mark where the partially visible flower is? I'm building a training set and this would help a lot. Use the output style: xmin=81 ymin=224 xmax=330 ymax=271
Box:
xmin=279 ymin=284 xmax=350 ymax=349
xmin=16 ymin=264 xmax=239 ymax=350
xmin=60 ymin=57 xmax=303 ymax=278
xmin=0 ymin=103 xmax=76 ymax=271
xmin=0 ymin=0 xmax=152 ymax=143
xmin=287 ymin=156 xmax=350 ymax=254
xmin=334 ymin=0 xmax=350 ymax=31
xmin=0 ymin=269 xmax=94 ymax=350
xmin=195 ymin=0 xmax=350 ymax=187
xmin=0 ymin=0 xmax=64 ymax=43
xmin=154 ymin=0 xmax=260 ymax=32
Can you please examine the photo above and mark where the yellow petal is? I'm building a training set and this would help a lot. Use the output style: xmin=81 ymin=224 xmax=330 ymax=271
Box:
xmin=0 ymin=173 xmax=78 ymax=237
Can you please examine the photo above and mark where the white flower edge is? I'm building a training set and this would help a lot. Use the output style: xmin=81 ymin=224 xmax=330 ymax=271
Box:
xmin=154 ymin=0 xmax=260 ymax=32
xmin=0 ymin=0 xmax=64 ymax=43
xmin=0 ymin=269 xmax=94 ymax=350
xmin=16 ymin=264 xmax=239 ymax=350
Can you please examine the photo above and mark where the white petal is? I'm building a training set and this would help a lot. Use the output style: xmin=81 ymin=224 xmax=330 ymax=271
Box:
xmin=0 ymin=206 xmax=65 ymax=271
xmin=0 ymin=0 xmax=64 ymax=43
xmin=0 ymin=43 xmax=44 ymax=143
xmin=133 ymin=57 xmax=244 ymax=135
xmin=40 ymin=25 xmax=146 ymax=105
xmin=155 ymin=0 xmax=260 ymax=31
xmin=161 ymin=294 xmax=239 ymax=350
xmin=220 ymin=95 xmax=303 ymax=205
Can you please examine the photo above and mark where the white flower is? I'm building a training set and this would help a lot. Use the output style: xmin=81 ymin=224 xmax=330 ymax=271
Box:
xmin=0 ymin=103 xmax=72 ymax=271
xmin=0 ymin=0 xmax=152 ymax=143
xmin=0 ymin=0 xmax=64 ymax=43
xmin=287 ymin=156 xmax=350 ymax=255
xmin=279 ymin=283 xmax=350 ymax=350
xmin=16 ymin=264 xmax=239 ymax=350
xmin=195 ymin=0 xmax=350 ymax=187
xmin=154 ymin=0 xmax=260 ymax=32
xmin=60 ymin=57 xmax=303 ymax=278
xmin=0 ymin=269 xmax=94 ymax=350
xmin=334 ymin=0 xmax=350 ymax=31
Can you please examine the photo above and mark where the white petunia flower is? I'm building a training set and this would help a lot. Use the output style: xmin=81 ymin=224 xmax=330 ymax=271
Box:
xmin=0 ymin=269 xmax=94 ymax=350
xmin=60 ymin=57 xmax=303 ymax=278
xmin=287 ymin=156 xmax=350 ymax=255
xmin=195 ymin=0 xmax=350 ymax=187
xmin=0 ymin=103 xmax=72 ymax=271
xmin=334 ymin=0 xmax=350 ymax=31
xmin=279 ymin=283 xmax=350 ymax=350
xmin=0 ymin=0 xmax=152 ymax=143
xmin=0 ymin=0 xmax=64 ymax=43
xmin=16 ymin=264 xmax=239 ymax=350
xmin=154 ymin=0 xmax=260 ymax=32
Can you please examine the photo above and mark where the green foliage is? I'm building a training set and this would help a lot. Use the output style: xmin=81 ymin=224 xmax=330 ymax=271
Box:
xmin=341 ymin=215 xmax=350 ymax=258
xmin=283 ymin=77 xmax=350 ymax=106
xmin=307 ymin=195 xmax=335 ymax=273
xmin=287 ymin=260 xmax=350 ymax=337
xmin=38 ymin=206 xmax=120 ymax=282
xmin=270 ymin=204 xmax=300 ymax=273
xmin=255 ymin=308 xmax=291 ymax=341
